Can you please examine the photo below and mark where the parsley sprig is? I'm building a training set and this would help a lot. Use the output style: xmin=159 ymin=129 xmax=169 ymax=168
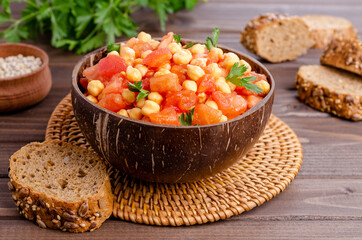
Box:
xmin=226 ymin=63 xmax=263 ymax=94
xmin=0 ymin=0 xmax=202 ymax=54
xmin=107 ymin=43 xmax=120 ymax=53
xmin=179 ymin=108 xmax=196 ymax=126
xmin=173 ymin=34 xmax=181 ymax=43
xmin=206 ymin=28 xmax=220 ymax=50
xmin=184 ymin=42 xmax=196 ymax=49
xmin=127 ymin=81 xmax=149 ymax=101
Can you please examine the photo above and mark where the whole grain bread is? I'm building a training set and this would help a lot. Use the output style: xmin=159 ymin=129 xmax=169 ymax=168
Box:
xmin=8 ymin=141 xmax=113 ymax=232
xmin=321 ymin=38 xmax=362 ymax=76
xmin=240 ymin=13 xmax=314 ymax=63
xmin=301 ymin=15 xmax=357 ymax=49
xmin=295 ymin=65 xmax=362 ymax=121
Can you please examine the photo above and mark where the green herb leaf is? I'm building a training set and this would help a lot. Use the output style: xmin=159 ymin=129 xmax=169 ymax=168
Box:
xmin=205 ymin=27 xmax=220 ymax=50
xmin=128 ymin=81 xmax=150 ymax=101
xmin=107 ymin=43 xmax=120 ymax=53
xmin=179 ymin=108 xmax=196 ymax=126
xmin=225 ymin=63 xmax=263 ymax=94
xmin=184 ymin=42 xmax=196 ymax=49
xmin=173 ymin=34 xmax=181 ymax=43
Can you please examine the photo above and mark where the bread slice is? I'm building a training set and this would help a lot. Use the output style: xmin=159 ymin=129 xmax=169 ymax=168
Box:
xmin=295 ymin=65 xmax=362 ymax=121
xmin=240 ymin=13 xmax=314 ymax=63
xmin=8 ymin=141 xmax=113 ymax=232
xmin=321 ymin=38 xmax=362 ymax=76
xmin=301 ymin=15 xmax=357 ymax=49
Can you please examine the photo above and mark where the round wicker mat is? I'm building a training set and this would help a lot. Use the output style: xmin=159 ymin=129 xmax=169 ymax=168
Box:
xmin=45 ymin=94 xmax=303 ymax=226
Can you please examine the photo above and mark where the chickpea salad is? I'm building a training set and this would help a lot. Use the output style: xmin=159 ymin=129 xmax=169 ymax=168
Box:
xmin=80 ymin=29 xmax=270 ymax=126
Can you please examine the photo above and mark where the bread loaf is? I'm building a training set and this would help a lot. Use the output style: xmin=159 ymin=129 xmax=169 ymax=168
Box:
xmin=8 ymin=141 xmax=113 ymax=232
xmin=240 ymin=13 xmax=314 ymax=63
xmin=301 ymin=15 xmax=357 ymax=49
xmin=295 ymin=65 xmax=362 ymax=121
xmin=321 ymin=38 xmax=362 ymax=76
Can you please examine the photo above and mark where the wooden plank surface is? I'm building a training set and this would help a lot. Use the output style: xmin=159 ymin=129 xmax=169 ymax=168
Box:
xmin=1 ymin=0 xmax=362 ymax=239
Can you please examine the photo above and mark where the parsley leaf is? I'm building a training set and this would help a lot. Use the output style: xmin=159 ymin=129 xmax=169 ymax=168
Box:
xmin=179 ymin=108 xmax=196 ymax=126
xmin=107 ymin=43 xmax=120 ymax=53
xmin=127 ymin=81 xmax=150 ymax=101
xmin=173 ymin=34 xmax=181 ymax=43
xmin=225 ymin=63 xmax=263 ymax=94
xmin=205 ymin=27 xmax=220 ymax=50
xmin=184 ymin=42 xmax=196 ymax=49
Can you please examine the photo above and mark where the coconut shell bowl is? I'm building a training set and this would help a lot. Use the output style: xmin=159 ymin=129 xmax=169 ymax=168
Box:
xmin=71 ymin=41 xmax=275 ymax=183
xmin=0 ymin=43 xmax=52 ymax=112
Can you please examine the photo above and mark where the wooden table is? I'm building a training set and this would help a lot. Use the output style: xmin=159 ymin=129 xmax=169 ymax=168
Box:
xmin=1 ymin=1 xmax=362 ymax=239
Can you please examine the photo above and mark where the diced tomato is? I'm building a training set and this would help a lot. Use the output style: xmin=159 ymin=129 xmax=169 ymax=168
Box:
xmin=164 ymin=90 xmax=198 ymax=111
xmin=193 ymin=53 xmax=207 ymax=59
xmin=149 ymin=107 xmax=180 ymax=125
xmin=141 ymin=76 xmax=151 ymax=91
xmin=207 ymin=50 xmax=219 ymax=64
xmin=83 ymin=64 xmax=99 ymax=80
xmin=102 ymin=78 xmax=124 ymax=96
xmin=197 ymin=75 xmax=216 ymax=94
xmin=98 ymin=55 xmax=128 ymax=80
xmin=220 ymin=67 xmax=229 ymax=78
xmin=193 ymin=104 xmax=222 ymax=125
xmin=170 ymin=64 xmax=187 ymax=84
xmin=98 ymin=93 xmax=126 ymax=112
xmin=246 ymin=95 xmax=263 ymax=109
xmin=235 ymin=86 xmax=258 ymax=96
xmin=150 ymin=73 xmax=182 ymax=93
xmin=109 ymin=73 xmax=128 ymax=88
xmin=212 ymin=91 xmax=247 ymax=119
xmin=141 ymin=116 xmax=151 ymax=122
xmin=158 ymin=32 xmax=174 ymax=49
xmin=125 ymin=37 xmax=139 ymax=48
xmin=143 ymin=48 xmax=172 ymax=68
xmin=133 ymin=41 xmax=153 ymax=58
xmin=79 ymin=77 xmax=88 ymax=90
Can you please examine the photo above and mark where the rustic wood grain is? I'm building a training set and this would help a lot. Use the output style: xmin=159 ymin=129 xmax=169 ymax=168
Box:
xmin=1 ymin=0 xmax=362 ymax=238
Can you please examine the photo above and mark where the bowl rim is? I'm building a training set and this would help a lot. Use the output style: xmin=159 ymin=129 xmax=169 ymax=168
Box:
xmin=72 ymin=39 xmax=275 ymax=129
xmin=0 ymin=43 xmax=49 ymax=82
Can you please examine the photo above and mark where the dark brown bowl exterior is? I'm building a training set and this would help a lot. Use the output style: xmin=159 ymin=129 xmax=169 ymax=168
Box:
xmin=0 ymin=43 xmax=52 ymax=112
xmin=71 ymin=40 xmax=275 ymax=183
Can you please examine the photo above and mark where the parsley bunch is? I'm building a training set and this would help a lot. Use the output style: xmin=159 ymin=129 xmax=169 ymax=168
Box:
xmin=0 ymin=0 xmax=202 ymax=54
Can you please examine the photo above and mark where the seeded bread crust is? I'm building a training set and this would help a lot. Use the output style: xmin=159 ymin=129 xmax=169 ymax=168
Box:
xmin=321 ymin=38 xmax=362 ymax=76
xmin=240 ymin=13 xmax=314 ymax=63
xmin=8 ymin=141 xmax=114 ymax=232
xmin=301 ymin=15 xmax=357 ymax=49
xmin=296 ymin=65 xmax=362 ymax=121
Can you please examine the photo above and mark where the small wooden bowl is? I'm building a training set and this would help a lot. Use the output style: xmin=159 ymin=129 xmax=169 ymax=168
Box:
xmin=71 ymin=40 xmax=275 ymax=183
xmin=0 ymin=43 xmax=52 ymax=112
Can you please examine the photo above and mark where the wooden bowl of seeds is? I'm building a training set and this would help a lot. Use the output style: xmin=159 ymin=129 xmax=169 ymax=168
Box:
xmin=0 ymin=43 xmax=52 ymax=112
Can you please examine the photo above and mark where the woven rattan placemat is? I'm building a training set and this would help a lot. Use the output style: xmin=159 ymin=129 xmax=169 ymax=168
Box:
xmin=45 ymin=94 xmax=303 ymax=226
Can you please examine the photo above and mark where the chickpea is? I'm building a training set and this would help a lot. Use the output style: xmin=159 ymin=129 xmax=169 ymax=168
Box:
xmin=173 ymin=50 xmax=192 ymax=65
xmin=117 ymin=109 xmax=129 ymax=117
xmin=182 ymin=80 xmax=198 ymax=92
xmin=122 ymin=89 xmax=136 ymax=103
xmin=206 ymin=63 xmax=222 ymax=78
xmin=141 ymin=100 xmax=160 ymax=116
xmin=190 ymin=58 xmax=207 ymax=68
xmin=239 ymin=59 xmax=252 ymax=73
xmin=136 ymin=98 xmax=146 ymax=108
xmin=87 ymin=80 xmax=104 ymax=97
xmin=86 ymin=95 xmax=98 ymax=104
xmin=133 ymin=58 xmax=143 ymax=65
xmin=107 ymin=50 xmax=119 ymax=56
xmin=120 ymin=46 xmax=135 ymax=65
xmin=127 ymin=108 xmax=143 ymax=120
xmin=255 ymin=80 xmax=270 ymax=95
xmin=150 ymin=40 xmax=160 ymax=49
xmin=154 ymin=69 xmax=171 ymax=77
xmin=137 ymin=31 xmax=152 ymax=42
xmin=198 ymin=92 xmax=207 ymax=103
xmin=205 ymin=100 xmax=218 ymax=110
xmin=215 ymin=77 xmax=231 ymax=93
xmin=141 ymin=50 xmax=152 ymax=59
xmin=210 ymin=47 xmax=223 ymax=59
xmin=126 ymin=66 xmax=142 ymax=82
xmin=190 ymin=44 xmax=205 ymax=54
xmin=167 ymin=42 xmax=182 ymax=54
xmin=187 ymin=65 xmax=205 ymax=81
xmin=135 ymin=64 xmax=148 ymax=77
xmin=220 ymin=115 xmax=228 ymax=123
xmin=148 ymin=92 xmax=163 ymax=105
xmin=227 ymin=81 xmax=236 ymax=91
xmin=158 ymin=63 xmax=171 ymax=70
xmin=221 ymin=52 xmax=239 ymax=69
